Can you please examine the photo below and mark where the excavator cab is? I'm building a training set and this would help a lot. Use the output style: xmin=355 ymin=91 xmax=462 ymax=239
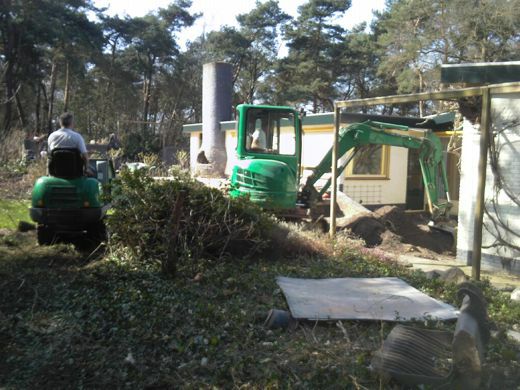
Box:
xmin=230 ymin=104 xmax=302 ymax=209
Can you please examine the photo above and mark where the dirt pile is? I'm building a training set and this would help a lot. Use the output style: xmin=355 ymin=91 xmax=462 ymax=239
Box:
xmin=342 ymin=205 xmax=454 ymax=255
xmin=341 ymin=213 xmax=386 ymax=247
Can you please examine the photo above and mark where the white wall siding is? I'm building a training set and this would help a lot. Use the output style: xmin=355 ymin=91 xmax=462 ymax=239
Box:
xmin=225 ymin=131 xmax=238 ymax=176
xmin=189 ymin=132 xmax=201 ymax=173
xmin=456 ymin=119 xmax=480 ymax=264
xmin=457 ymin=93 xmax=520 ymax=274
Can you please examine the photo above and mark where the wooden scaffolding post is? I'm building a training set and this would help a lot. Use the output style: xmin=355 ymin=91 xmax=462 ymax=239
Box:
xmin=330 ymin=106 xmax=340 ymax=238
xmin=471 ymin=87 xmax=491 ymax=281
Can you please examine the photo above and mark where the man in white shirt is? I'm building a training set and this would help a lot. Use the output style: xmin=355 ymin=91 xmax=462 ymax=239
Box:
xmin=48 ymin=112 xmax=91 ymax=174
xmin=251 ymin=126 xmax=267 ymax=150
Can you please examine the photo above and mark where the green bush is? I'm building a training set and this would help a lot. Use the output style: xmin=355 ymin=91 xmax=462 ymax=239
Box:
xmin=107 ymin=168 xmax=276 ymax=271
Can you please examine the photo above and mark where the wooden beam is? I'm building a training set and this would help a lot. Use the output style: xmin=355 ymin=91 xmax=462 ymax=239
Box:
xmin=471 ymin=87 xmax=491 ymax=281
xmin=335 ymin=82 xmax=520 ymax=109
xmin=330 ymin=106 xmax=340 ymax=238
xmin=490 ymin=82 xmax=520 ymax=95
xmin=335 ymin=86 xmax=483 ymax=108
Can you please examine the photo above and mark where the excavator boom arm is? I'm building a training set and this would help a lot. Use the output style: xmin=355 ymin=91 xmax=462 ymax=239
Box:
xmin=302 ymin=121 xmax=451 ymax=220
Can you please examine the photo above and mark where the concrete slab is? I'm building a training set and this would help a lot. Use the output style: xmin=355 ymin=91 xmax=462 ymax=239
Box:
xmin=395 ymin=254 xmax=520 ymax=290
xmin=276 ymin=276 xmax=458 ymax=322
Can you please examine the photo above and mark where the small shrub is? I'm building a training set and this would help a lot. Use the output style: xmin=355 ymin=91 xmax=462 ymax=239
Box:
xmin=137 ymin=152 xmax=171 ymax=176
xmin=137 ymin=152 xmax=160 ymax=167
xmin=176 ymin=149 xmax=190 ymax=170
xmin=107 ymin=168 xmax=276 ymax=273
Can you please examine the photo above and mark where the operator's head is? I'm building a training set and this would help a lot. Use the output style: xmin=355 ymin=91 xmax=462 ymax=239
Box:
xmin=59 ymin=112 xmax=74 ymax=128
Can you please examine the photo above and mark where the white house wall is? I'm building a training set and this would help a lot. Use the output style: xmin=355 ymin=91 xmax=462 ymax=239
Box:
xmin=457 ymin=92 xmax=520 ymax=274
xmin=225 ymin=131 xmax=238 ymax=175
xmin=302 ymin=131 xmax=335 ymax=168
xmin=456 ymin=118 xmax=480 ymax=266
xmin=300 ymin=130 xmax=409 ymax=205
xmin=189 ymin=132 xmax=201 ymax=173
xmin=189 ymin=123 xmax=411 ymax=206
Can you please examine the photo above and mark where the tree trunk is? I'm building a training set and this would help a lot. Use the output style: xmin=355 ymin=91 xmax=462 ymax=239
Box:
xmin=15 ymin=92 xmax=27 ymax=129
xmin=35 ymin=83 xmax=41 ymax=132
xmin=440 ymin=0 xmax=449 ymax=63
xmin=103 ymin=40 xmax=117 ymax=131
xmin=63 ymin=61 xmax=70 ymax=112
xmin=247 ymin=60 xmax=259 ymax=103
xmin=152 ymin=102 xmax=158 ymax=135
xmin=142 ymin=55 xmax=155 ymax=132
xmin=142 ymin=73 xmax=151 ymax=132
xmin=3 ymin=56 xmax=15 ymax=135
xmin=2 ymin=15 xmax=17 ymax=135
xmin=418 ymin=71 xmax=424 ymax=117
xmin=40 ymin=82 xmax=51 ymax=136
xmin=47 ymin=60 xmax=58 ymax=133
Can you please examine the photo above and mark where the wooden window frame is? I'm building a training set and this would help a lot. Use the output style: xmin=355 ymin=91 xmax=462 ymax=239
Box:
xmin=344 ymin=145 xmax=391 ymax=180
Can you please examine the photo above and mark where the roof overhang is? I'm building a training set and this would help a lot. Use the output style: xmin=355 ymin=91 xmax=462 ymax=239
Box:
xmin=182 ymin=112 xmax=454 ymax=134
xmin=441 ymin=62 xmax=520 ymax=84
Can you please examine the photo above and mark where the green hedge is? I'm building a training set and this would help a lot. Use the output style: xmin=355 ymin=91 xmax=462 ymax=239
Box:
xmin=107 ymin=169 xmax=276 ymax=272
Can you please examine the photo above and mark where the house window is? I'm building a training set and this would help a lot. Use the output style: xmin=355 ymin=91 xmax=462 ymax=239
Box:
xmin=345 ymin=145 xmax=390 ymax=179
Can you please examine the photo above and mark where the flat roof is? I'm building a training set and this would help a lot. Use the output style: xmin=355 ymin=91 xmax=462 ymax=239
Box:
xmin=182 ymin=112 xmax=454 ymax=133
xmin=442 ymin=61 xmax=520 ymax=67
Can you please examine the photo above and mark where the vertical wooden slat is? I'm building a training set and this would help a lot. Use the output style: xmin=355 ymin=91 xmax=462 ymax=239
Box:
xmin=330 ymin=106 xmax=340 ymax=238
xmin=471 ymin=87 xmax=491 ymax=281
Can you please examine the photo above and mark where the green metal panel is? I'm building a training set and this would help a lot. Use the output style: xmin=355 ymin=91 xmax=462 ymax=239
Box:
xmin=230 ymin=160 xmax=298 ymax=209
xmin=183 ymin=123 xmax=202 ymax=132
xmin=441 ymin=62 xmax=520 ymax=84
xmin=32 ymin=176 xmax=101 ymax=209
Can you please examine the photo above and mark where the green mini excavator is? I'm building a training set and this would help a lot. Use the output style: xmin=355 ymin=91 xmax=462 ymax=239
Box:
xmin=230 ymin=104 xmax=452 ymax=221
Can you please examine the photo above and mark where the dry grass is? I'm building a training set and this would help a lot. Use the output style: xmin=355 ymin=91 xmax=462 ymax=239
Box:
xmin=0 ymin=129 xmax=25 ymax=164
xmin=0 ymin=159 xmax=46 ymax=200
xmin=24 ymin=158 xmax=47 ymax=183
xmin=0 ymin=129 xmax=46 ymax=201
